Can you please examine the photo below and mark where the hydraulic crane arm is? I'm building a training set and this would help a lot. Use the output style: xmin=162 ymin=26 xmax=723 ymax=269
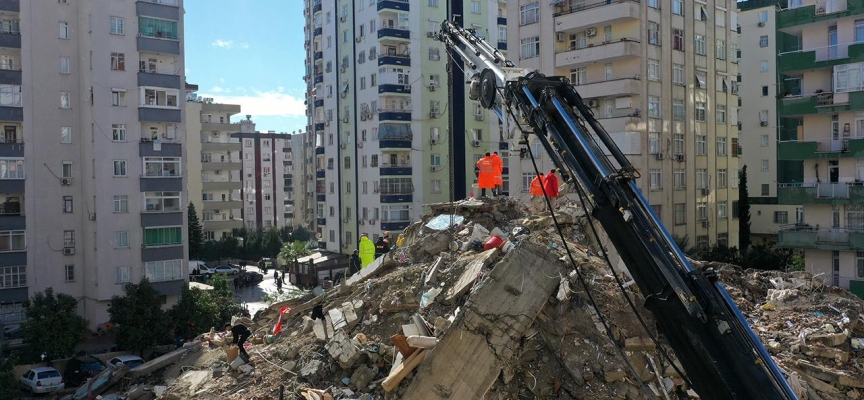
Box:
xmin=437 ymin=21 xmax=797 ymax=400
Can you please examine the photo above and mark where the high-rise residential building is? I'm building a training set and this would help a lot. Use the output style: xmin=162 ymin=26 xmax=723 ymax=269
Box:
xmin=232 ymin=122 xmax=302 ymax=231
xmin=0 ymin=0 xmax=187 ymax=327
xmin=302 ymin=0 xmax=509 ymax=253
xmin=185 ymin=92 xmax=244 ymax=241
xmin=737 ymin=1 xmax=801 ymax=245
xmin=507 ymin=0 xmax=741 ymax=251
xmin=763 ymin=0 xmax=864 ymax=297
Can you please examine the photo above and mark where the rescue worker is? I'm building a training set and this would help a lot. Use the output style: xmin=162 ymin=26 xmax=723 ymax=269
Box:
xmin=347 ymin=249 xmax=362 ymax=278
xmin=491 ymin=151 xmax=504 ymax=196
xmin=530 ymin=172 xmax=545 ymax=213
xmin=475 ymin=152 xmax=496 ymax=197
xmin=358 ymin=233 xmax=375 ymax=268
xmin=544 ymin=169 xmax=560 ymax=209
xmin=225 ymin=319 xmax=252 ymax=359
xmin=374 ymin=236 xmax=391 ymax=258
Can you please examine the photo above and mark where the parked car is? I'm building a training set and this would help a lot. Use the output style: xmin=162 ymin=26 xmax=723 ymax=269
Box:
xmin=64 ymin=355 xmax=106 ymax=387
xmin=108 ymin=355 xmax=145 ymax=370
xmin=20 ymin=367 xmax=64 ymax=394
xmin=211 ymin=265 xmax=239 ymax=275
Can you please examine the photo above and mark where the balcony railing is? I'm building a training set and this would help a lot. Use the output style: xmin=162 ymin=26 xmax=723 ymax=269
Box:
xmin=380 ymin=162 xmax=410 ymax=168
xmin=139 ymin=0 xmax=179 ymax=5
xmin=554 ymin=0 xmax=640 ymax=17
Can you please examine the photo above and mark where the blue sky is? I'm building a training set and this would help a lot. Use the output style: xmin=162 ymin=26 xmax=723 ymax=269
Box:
xmin=185 ymin=0 xmax=306 ymax=133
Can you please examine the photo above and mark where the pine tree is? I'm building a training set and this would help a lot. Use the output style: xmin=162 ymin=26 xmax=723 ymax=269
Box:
xmin=739 ymin=165 xmax=752 ymax=256
xmin=188 ymin=202 xmax=204 ymax=259
xmin=108 ymin=279 xmax=170 ymax=356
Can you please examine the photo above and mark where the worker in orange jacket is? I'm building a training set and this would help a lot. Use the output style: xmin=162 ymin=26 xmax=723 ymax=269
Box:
xmin=476 ymin=153 xmax=496 ymax=197
xmin=529 ymin=172 xmax=545 ymax=212
xmin=491 ymin=151 xmax=504 ymax=196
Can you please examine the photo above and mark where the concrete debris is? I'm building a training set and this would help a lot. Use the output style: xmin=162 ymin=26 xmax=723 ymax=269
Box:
xmin=83 ymin=197 xmax=861 ymax=400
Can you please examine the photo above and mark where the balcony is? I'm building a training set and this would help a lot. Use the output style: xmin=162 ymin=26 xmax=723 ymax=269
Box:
xmin=777 ymin=0 xmax=852 ymax=30
xmin=378 ymin=110 xmax=411 ymax=122
xmin=378 ymin=0 xmax=409 ymax=12
xmin=0 ymin=138 xmax=22 ymax=157
xmin=201 ymin=141 xmax=241 ymax=152
xmin=201 ymin=161 xmax=241 ymax=171
xmin=0 ymin=213 xmax=24 ymax=230
xmin=315 ymin=123 xmax=325 ymax=131
xmin=778 ymin=182 xmax=864 ymax=205
xmin=0 ymin=32 xmax=20 ymax=49
xmin=379 ymin=84 xmax=411 ymax=95
xmin=317 ymin=217 xmax=327 ymax=226
xmin=315 ymin=146 xmax=325 ymax=155
xmin=778 ymin=91 xmax=864 ymax=117
xmin=777 ymin=43 xmax=864 ymax=73
xmin=313 ymin=2 xmax=321 ymax=13
xmin=139 ymin=176 xmax=182 ymax=192
xmin=554 ymin=0 xmax=640 ymax=33
xmin=0 ymin=0 xmax=20 ymax=12
xmin=380 ymin=163 xmax=412 ymax=176
xmin=0 ymin=67 xmax=21 ymax=85
xmin=378 ymin=55 xmax=411 ymax=67
xmin=201 ymin=121 xmax=236 ymax=131
xmin=203 ymin=219 xmax=243 ymax=231
xmin=316 ymin=194 xmax=326 ymax=202
xmin=136 ymin=0 xmax=180 ymax=20
xmin=378 ymin=28 xmax=410 ymax=41
xmin=314 ymin=98 xmax=324 ymax=107
xmin=778 ymin=227 xmax=864 ymax=252
xmin=139 ymin=107 xmax=181 ymax=122
xmin=142 ymin=245 xmax=183 ymax=262
xmin=202 ymin=200 xmax=242 ymax=210
xmin=316 ymin=169 xmax=326 ymax=178
xmin=140 ymin=141 xmax=181 ymax=157
xmin=555 ymin=38 xmax=641 ymax=69
xmin=571 ymin=76 xmax=641 ymax=99
xmin=497 ymin=17 xmax=507 ymax=25
xmin=378 ymin=139 xmax=412 ymax=150
xmin=314 ymin=75 xmax=324 ymax=84
xmin=778 ymin=137 xmax=864 ymax=160
xmin=381 ymin=220 xmax=411 ymax=231
xmin=314 ymin=51 xmax=323 ymax=61
xmin=137 ymin=71 xmax=182 ymax=89
xmin=137 ymin=36 xmax=180 ymax=55
xmin=497 ymin=42 xmax=507 ymax=51
xmin=202 ymin=180 xmax=241 ymax=191
xmin=141 ymin=211 xmax=183 ymax=227
xmin=313 ymin=27 xmax=322 ymax=37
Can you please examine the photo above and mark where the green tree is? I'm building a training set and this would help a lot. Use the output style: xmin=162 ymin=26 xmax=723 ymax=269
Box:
xmin=188 ymin=202 xmax=204 ymax=259
xmin=201 ymin=240 xmax=219 ymax=262
xmin=292 ymin=225 xmax=312 ymax=242
xmin=0 ymin=355 xmax=18 ymax=400
xmin=209 ymin=274 xmax=242 ymax=325
xmin=262 ymin=227 xmax=283 ymax=258
xmin=739 ymin=166 xmax=752 ymax=256
xmin=279 ymin=226 xmax=294 ymax=242
xmin=21 ymin=288 xmax=88 ymax=362
xmin=245 ymin=229 xmax=263 ymax=261
xmin=218 ymin=235 xmax=241 ymax=261
xmin=279 ymin=241 xmax=311 ymax=264
xmin=740 ymin=244 xmax=800 ymax=271
xmin=169 ymin=285 xmax=218 ymax=339
xmin=695 ymin=244 xmax=741 ymax=265
xmin=108 ymin=279 xmax=170 ymax=355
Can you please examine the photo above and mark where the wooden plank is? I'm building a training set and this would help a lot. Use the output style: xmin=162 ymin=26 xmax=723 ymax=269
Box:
xmin=382 ymin=349 xmax=427 ymax=392
xmin=390 ymin=334 xmax=415 ymax=358
xmin=380 ymin=303 xmax=420 ymax=313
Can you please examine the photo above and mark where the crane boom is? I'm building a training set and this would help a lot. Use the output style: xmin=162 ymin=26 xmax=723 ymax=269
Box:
xmin=437 ymin=21 xmax=797 ymax=400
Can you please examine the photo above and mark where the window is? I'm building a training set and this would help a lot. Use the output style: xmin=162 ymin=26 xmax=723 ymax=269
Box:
xmin=113 ymin=160 xmax=127 ymax=177
xmin=62 ymin=162 xmax=72 ymax=178
xmin=0 ymin=265 xmax=26 ymax=288
xmin=648 ymin=0 xmax=658 ymax=9
xmin=520 ymin=2 xmax=539 ymax=25
xmin=0 ymin=85 xmax=21 ymax=107
xmin=138 ymin=17 xmax=179 ymax=40
xmin=111 ymin=53 xmax=125 ymax=71
xmin=471 ymin=1 xmax=480 ymax=13
xmin=673 ymin=134 xmax=684 ymax=155
xmin=61 ymin=127 xmax=72 ymax=143
xmin=381 ymin=205 xmax=410 ymax=222
xmin=857 ymin=252 xmax=864 ymax=278
xmin=143 ymin=227 xmax=182 ymax=247
xmin=429 ymin=48 xmax=440 ymax=61
xmin=731 ymin=43 xmax=740 ymax=62
xmin=674 ymin=169 xmax=686 ymax=189
xmin=773 ymin=211 xmax=788 ymax=224
xmin=760 ymin=36 xmax=768 ymax=47
xmin=115 ymin=266 xmax=130 ymax=283
xmin=716 ymin=105 xmax=726 ymax=123
xmin=761 ymin=135 xmax=769 ymax=147
xmin=113 ymin=195 xmax=128 ymax=213
xmin=141 ymin=87 xmax=179 ymax=108
xmin=762 ymin=86 xmax=769 ymax=96
xmin=760 ymin=61 xmax=769 ymax=72
xmin=673 ymin=64 xmax=684 ymax=85
xmin=429 ymin=0 xmax=438 ymax=6
xmin=695 ymin=34 xmax=706 ymax=55
xmin=718 ymin=202 xmax=727 ymax=219
xmin=60 ymin=92 xmax=70 ymax=109
xmin=0 ymin=231 xmax=25 ymax=253
xmin=60 ymin=57 xmax=70 ymax=74
xmin=431 ymin=154 xmax=441 ymax=168
xmin=59 ymin=21 xmax=69 ymax=39
xmin=571 ymin=67 xmax=586 ymax=85
xmin=649 ymin=169 xmax=662 ymax=190
xmin=673 ymin=29 xmax=684 ymax=51
xmin=696 ymin=72 xmax=707 ymax=89
xmin=716 ymin=9 xmax=726 ymax=27
xmin=0 ymin=159 xmax=25 ymax=179
xmin=696 ymin=169 xmax=708 ymax=189
xmin=648 ymin=96 xmax=661 ymax=118
xmin=144 ymin=260 xmax=183 ymax=282
xmin=761 ymin=184 xmax=770 ymax=196
xmin=673 ymin=0 xmax=683 ymax=15
xmin=432 ymin=179 xmax=442 ymax=193
xmin=115 ymin=231 xmax=128 ymax=248
xmin=520 ymin=36 xmax=539 ymax=59
xmin=65 ymin=265 xmax=75 ymax=282
xmin=717 ymin=137 xmax=727 ymax=155
xmin=110 ymin=17 xmax=124 ymax=35
xmin=648 ymin=22 xmax=660 ymax=46
xmin=717 ymin=169 xmax=728 ymax=188
xmin=695 ymin=102 xmax=707 ymax=122
xmin=674 ymin=203 xmax=686 ymax=225
xmin=762 ymin=159 xmax=769 ymax=172
xmin=648 ymin=132 xmax=660 ymax=154
xmin=143 ymin=157 xmax=180 ymax=177
xmin=648 ymin=59 xmax=660 ymax=81
xmin=63 ymin=230 xmax=75 ymax=248
xmin=759 ymin=10 xmax=768 ymax=23
xmin=111 ymin=89 xmax=126 ymax=107
xmin=716 ymin=40 xmax=726 ymax=60
xmin=63 ymin=196 xmax=73 ymax=213
xmin=697 ymin=203 xmax=708 ymax=221
xmin=672 ymin=99 xmax=685 ymax=120
xmin=109 ymin=124 xmax=127 ymax=141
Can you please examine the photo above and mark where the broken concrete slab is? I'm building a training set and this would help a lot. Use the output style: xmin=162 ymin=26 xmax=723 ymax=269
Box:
xmin=345 ymin=253 xmax=396 ymax=286
xmin=424 ymin=256 xmax=444 ymax=286
xmin=129 ymin=341 xmax=201 ymax=379
xmin=444 ymin=247 xmax=498 ymax=303
xmin=326 ymin=330 xmax=361 ymax=368
xmin=402 ymin=241 xmax=561 ymax=399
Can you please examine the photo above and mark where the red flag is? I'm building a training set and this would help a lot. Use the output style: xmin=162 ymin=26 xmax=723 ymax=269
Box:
xmin=272 ymin=306 xmax=291 ymax=335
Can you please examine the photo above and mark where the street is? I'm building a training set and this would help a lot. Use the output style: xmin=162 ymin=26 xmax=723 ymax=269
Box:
xmin=232 ymin=265 xmax=298 ymax=317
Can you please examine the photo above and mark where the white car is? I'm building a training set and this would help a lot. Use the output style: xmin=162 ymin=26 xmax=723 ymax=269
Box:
xmin=211 ymin=265 xmax=239 ymax=275
xmin=108 ymin=355 xmax=145 ymax=370
xmin=20 ymin=367 xmax=64 ymax=394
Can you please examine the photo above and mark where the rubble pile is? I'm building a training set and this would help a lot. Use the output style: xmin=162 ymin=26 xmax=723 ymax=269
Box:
xmin=88 ymin=197 xmax=862 ymax=400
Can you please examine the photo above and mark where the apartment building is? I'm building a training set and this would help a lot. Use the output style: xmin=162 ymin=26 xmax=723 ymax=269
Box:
xmin=303 ymin=0 xmax=508 ymax=253
xmin=767 ymin=0 xmax=864 ymax=298
xmin=232 ymin=122 xmax=301 ymax=231
xmin=738 ymin=1 xmax=802 ymax=244
xmin=185 ymin=92 xmax=244 ymax=240
xmin=507 ymin=0 xmax=741 ymax=250
xmin=0 ymin=0 xmax=187 ymax=327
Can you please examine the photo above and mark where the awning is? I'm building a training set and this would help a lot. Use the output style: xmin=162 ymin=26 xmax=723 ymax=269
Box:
xmin=189 ymin=282 xmax=213 ymax=291
xmin=297 ymin=252 xmax=324 ymax=264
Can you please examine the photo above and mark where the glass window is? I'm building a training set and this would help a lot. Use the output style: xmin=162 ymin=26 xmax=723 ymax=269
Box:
xmin=115 ymin=266 xmax=130 ymax=283
xmin=673 ymin=0 xmax=683 ymax=15
xmin=0 ymin=265 xmax=26 ymax=288
xmin=648 ymin=22 xmax=660 ymax=45
xmin=144 ymin=191 xmax=181 ymax=212
xmin=674 ymin=169 xmax=685 ymax=189
xmin=673 ymin=29 xmax=684 ymax=51
xmin=673 ymin=64 xmax=684 ymax=84
xmin=111 ymin=52 xmax=125 ymax=71
xmin=61 ymin=127 xmax=72 ymax=144
xmin=649 ymin=169 xmax=662 ymax=189
xmin=113 ymin=195 xmax=128 ymax=213
xmin=60 ymin=57 xmax=70 ymax=74
xmin=648 ymin=132 xmax=660 ymax=154
xmin=674 ymin=203 xmax=686 ymax=225
xmin=648 ymin=96 xmax=661 ymax=118
xmin=673 ymin=99 xmax=685 ymax=120
xmin=110 ymin=17 xmax=124 ymax=35
xmin=113 ymin=160 xmax=127 ymax=177
xmin=63 ymin=196 xmax=73 ymax=213
xmin=59 ymin=21 xmax=68 ymax=39
xmin=695 ymin=34 xmax=706 ymax=55
xmin=112 ymin=124 xmax=126 ymax=141
xmin=695 ymin=102 xmax=707 ymax=121
xmin=648 ymin=59 xmax=660 ymax=81
xmin=143 ymin=227 xmax=182 ymax=247
xmin=115 ymin=231 xmax=128 ymax=248
xmin=144 ymin=260 xmax=183 ymax=282
xmin=60 ymin=92 xmax=70 ymax=108
xmin=520 ymin=36 xmax=539 ymax=59
xmin=519 ymin=2 xmax=539 ymax=25
xmin=143 ymin=157 xmax=180 ymax=177
xmin=138 ymin=17 xmax=179 ymax=39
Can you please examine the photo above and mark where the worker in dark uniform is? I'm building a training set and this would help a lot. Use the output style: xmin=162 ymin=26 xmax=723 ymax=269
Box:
xmin=374 ymin=236 xmax=391 ymax=259
xmin=225 ymin=321 xmax=252 ymax=359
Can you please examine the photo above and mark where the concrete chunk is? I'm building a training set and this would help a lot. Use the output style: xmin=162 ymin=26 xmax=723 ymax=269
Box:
xmin=445 ymin=248 xmax=498 ymax=303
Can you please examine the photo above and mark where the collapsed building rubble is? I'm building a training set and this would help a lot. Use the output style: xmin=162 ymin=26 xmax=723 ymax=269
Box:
xmin=85 ymin=197 xmax=863 ymax=400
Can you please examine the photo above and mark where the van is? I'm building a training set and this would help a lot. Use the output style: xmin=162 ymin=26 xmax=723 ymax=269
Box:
xmin=189 ymin=260 xmax=209 ymax=275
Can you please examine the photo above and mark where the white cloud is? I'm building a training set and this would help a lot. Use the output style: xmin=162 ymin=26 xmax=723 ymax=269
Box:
xmin=210 ymin=40 xmax=250 ymax=50
xmin=198 ymin=90 xmax=306 ymax=118
xmin=219 ymin=77 xmax=225 ymax=83
xmin=239 ymin=42 xmax=250 ymax=49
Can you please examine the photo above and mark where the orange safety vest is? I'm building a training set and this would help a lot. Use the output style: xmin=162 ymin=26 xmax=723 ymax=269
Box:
xmin=476 ymin=157 xmax=496 ymax=189
xmin=530 ymin=176 xmax=544 ymax=196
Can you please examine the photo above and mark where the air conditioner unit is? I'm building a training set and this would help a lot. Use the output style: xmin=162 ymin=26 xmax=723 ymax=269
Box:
xmin=63 ymin=247 xmax=75 ymax=256
xmin=431 ymin=165 xmax=442 ymax=172
xmin=341 ymin=143 xmax=347 ymax=149
xmin=760 ymin=121 xmax=768 ymax=127
xmin=340 ymin=16 xmax=346 ymax=22
xmin=674 ymin=154 xmax=685 ymax=162
xmin=474 ymin=114 xmax=485 ymax=121
xmin=370 ymin=219 xmax=376 ymax=224
xmin=427 ymin=32 xmax=435 ymax=38
xmin=360 ymin=114 xmax=367 ymax=121
xmin=88 ymin=212 xmax=96 ymax=221
xmin=343 ymin=217 xmax=349 ymax=223
xmin=655 ymin=152 xmax=665 ymax=160
xmin=587 ymin=100 xmax=598 ymax=108
xmin=214 ymin=210 xmax=221 ymax=214
xmin=472 ymin=140 xmax=481 ymax=147
xmin=340 ymin=67 xmax=346 ymax=73
xmin=360 ymin=220 xmax=365 ymax=225
xmin=358 ymin=142 xmax=363 ymax=148
xmin=556 ymin=32 xmax=565 ymax=42
xmin=429 ymin=85 xmax=436 ymax=91
xmin=215 ymin=170 xmax=222 ymax=175
xmin=343 ymin=116 xmax=349 ymax=123
xmin=430 ymin=112 xmax=438 ymax=119
xmin=356 ymin=37 xmax=362 ymax=43
xmin=758 ymin=21 xmax=765 ymax=27
xmin=701 ymin=188 xmax=711 ymax=196
xmin=212 ymin=131 xmax=219 ymax=137
xmin=585 ymin=27 xmax=597 ymax=37
xmin=60 ymin=178 xmax=72 ymax=186
xmin=702 ymin=220 xmax=710 ymax=228
xmin=430 ymin=138 xmax=438 ymax=145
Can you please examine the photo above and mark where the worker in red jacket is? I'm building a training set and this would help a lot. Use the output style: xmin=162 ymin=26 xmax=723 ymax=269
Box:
xmin=476 ymin=153 xmax=496 ymax=197
xmin=544 ymin=169 xmax=560 ymax=209
xmin=491 ymin=151 xmax=504 ymax=196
